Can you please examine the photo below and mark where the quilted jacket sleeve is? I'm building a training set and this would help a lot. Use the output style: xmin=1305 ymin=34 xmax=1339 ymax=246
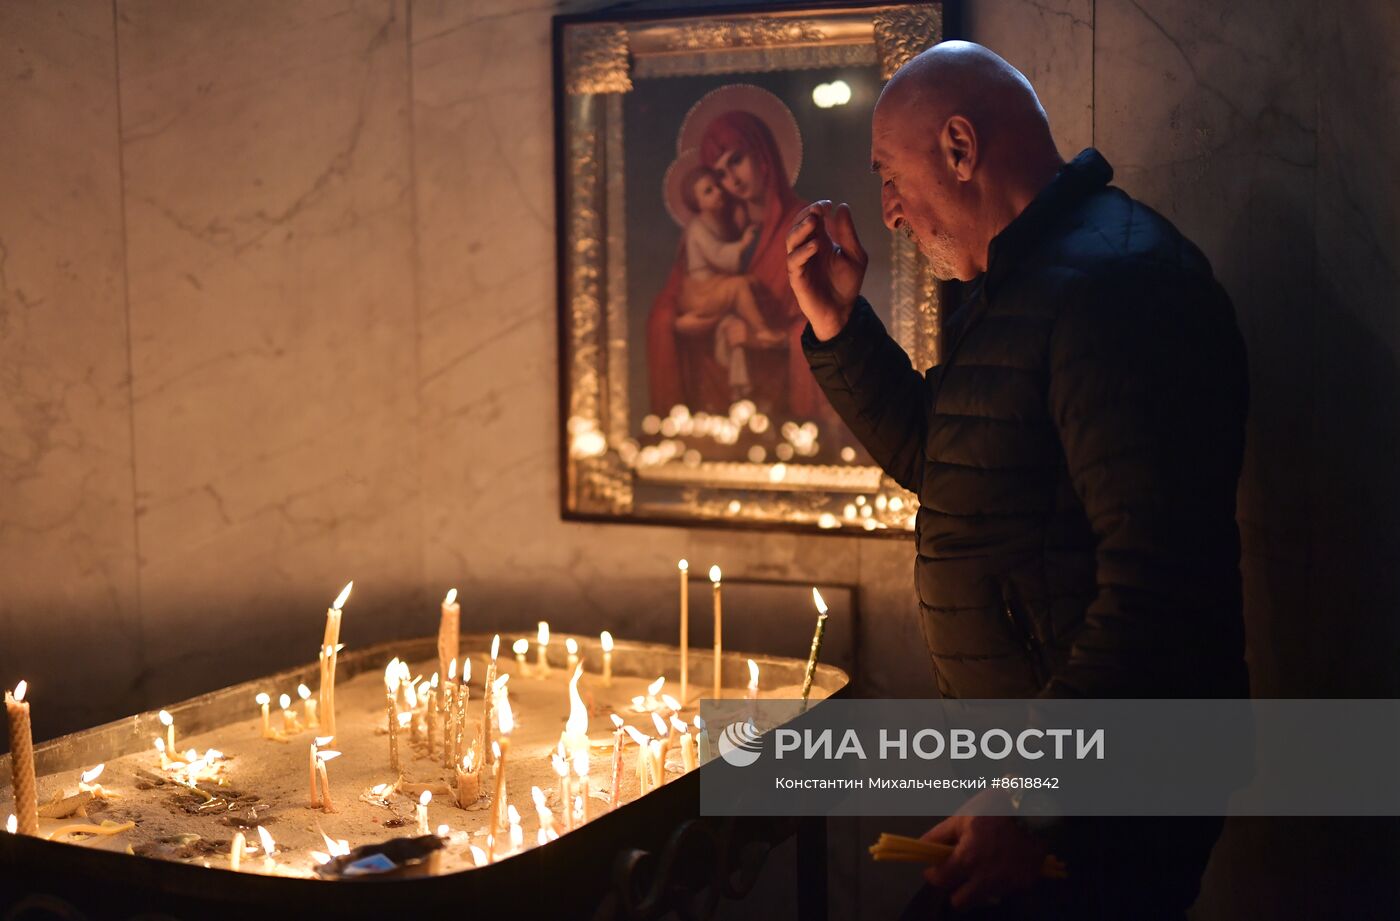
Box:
xmin=1041 ymin=264 xmax=1249 ymax=698
xmin=801 ymin=297 xmax=931 ymax=494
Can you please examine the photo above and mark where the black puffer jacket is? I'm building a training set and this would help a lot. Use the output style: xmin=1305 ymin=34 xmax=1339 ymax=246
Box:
xmin=804 ymin=150 xmax=1249 ymax=699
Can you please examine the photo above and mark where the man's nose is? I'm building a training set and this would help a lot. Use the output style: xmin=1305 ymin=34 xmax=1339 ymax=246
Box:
xmin=881 ymin=186 xmax=902 ymax=232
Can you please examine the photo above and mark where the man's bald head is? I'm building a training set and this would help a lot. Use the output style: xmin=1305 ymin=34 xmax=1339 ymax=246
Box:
xmin=870 ymin=41 xmax=1063 ymax=280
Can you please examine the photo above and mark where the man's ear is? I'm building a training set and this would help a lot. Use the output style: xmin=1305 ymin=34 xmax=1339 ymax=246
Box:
xmin=941 ymin=115 xmax=978 ymax=182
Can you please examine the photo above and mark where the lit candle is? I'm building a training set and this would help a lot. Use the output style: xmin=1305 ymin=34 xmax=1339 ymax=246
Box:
xmin=480 ymin=635 xmax=500 ymax=761
xmin=4 ymin=681 xmax=38 ymax=836
xmin=455 ymin=750 xmax=480 ymax=807
xmin=649 ymin=739 xmax=665 ymax=789
xmin=298 ymin=683 xmax=318 ymax=729
xmin=680 ymin=724 xmax=697 ymax=773
xmin=308 ymin=737 xmax=330 ymax=807
xmin=747 ymin=659 xmax=760 ymax=700
xmin=531 ymin=785 xmax=556 ymax=842
xmin=600 ymin=630 xmax=614 ymax=687
xmin=255 ymin=693 xmax=273 ymax=739
xmin=489 ymin=693 xmax=513 ymax=844
xmin=512 ymin=638 xmax=530 ymax=676
xmin=425 ymin=672 xmax=440 ymax=759
xmin=257 ymin=825 xmax=277 ymax=871
xmin=384 ymin=661 xmax=401 ymax=775
xmin=320 ymin=580 xmax=353 ymax=738
xmin=801 ymin=588 xmax=830 ymax=712
xmin=678 ymin=559 xmax=690 ymax=704
xmin=536 ymin=621 xmax=550 ymax=676
xmin=563 ymin=664 xmax=589 ymax=760
xmin=438 ymin=588 xmax=461 ymax=687
xmin=6 ymin=815 xmax=15 ymax=834
xmin=279 ymin=693 xmax=300 ymax=734
xmin=565 ymin=637 xmax=579 ymax=674
xmin=454 ymin=659 xmax=471 ymax=768
xmin=609 ymin=715 xmax=625 ymax=808
xmin=442 ymin=659 xmax=457 ymax=769
xmin=710 ymin=566 xmax=723 ymax=700
xmin=416 ymin=790 xmax=432 ymax=836
xmin=230 ymin=830 xmax=246 ymax=872
xmin=316 ymin=747 xmax=341 ymax=812
xmin=652 ymin=712 xmax=672 ymax=782
xmin=159 ymin=709 xmax=175 ymax=754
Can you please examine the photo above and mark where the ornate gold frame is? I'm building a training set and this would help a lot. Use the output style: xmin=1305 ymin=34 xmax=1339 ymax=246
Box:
xmin=554 ymin=3 xmax=948 ymax=536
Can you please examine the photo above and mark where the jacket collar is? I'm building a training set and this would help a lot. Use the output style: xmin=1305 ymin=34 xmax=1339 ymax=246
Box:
xmin=982 ymin=148 xmax=1113 ymax=298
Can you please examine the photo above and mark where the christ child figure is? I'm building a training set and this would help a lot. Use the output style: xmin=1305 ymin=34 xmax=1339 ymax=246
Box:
xmin=674 ymin=165 xmax=787 ymax=347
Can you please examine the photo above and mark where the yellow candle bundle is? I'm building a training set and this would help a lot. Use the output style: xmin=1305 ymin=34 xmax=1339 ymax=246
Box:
xmin=867 ymin=832 xmax=1068 ymax=880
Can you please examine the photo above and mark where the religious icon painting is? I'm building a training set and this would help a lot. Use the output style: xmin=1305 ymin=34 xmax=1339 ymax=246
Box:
xmin=554 ymin=2 xmax=954 ymax=534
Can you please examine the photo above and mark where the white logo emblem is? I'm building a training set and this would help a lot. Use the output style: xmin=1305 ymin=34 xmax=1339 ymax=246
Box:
xmin=717 ymin=720 xmax=764 ymax=767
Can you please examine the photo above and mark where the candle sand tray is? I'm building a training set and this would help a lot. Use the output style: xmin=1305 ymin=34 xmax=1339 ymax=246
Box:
xmin=1 ymin=633 xmax=846 ymax=918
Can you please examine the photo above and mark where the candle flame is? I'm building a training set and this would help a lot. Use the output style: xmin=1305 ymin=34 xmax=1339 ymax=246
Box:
xmin=317 ymin=750 xmax=341 ymax=762
xmin=573 ymin=748 xmax=589 ymax=777
xmin=497 ymin=694 xmax=514 ymax=735
xmin=447 ymin=659 xmax=457 ymax=681
xmin=372 ymin=783 xmax=391 ymax=795
xmin=566 ymin=665 xmax=587 ymax=736
xmin=206 ymin=748 xmax=223 ymax=760
xmin=255 ymin=692 xmax=270 ymax=706
xmin=419 ymin=790 xmax=431 ymax=806
xmin=813 ymin=587 xmax=828 ymax=615
xmin=610 ymin=714 xmax=624 ymax=729
xmin=679 ymin=559 xmax=689 ymax=572
xmin=651 ymin=712 xmax=668 ymax=736
xmin=671 ymin=715 xmax=687 ymax=733
xmin=462 ymin=658 xmax=471 ymax=683
xmin=298 ymin=683 xmax=311 ymax=700
xmin=311 ymin=851 xmax=331 ymax=865
xmin=693 ymin=715 xmax=705 ymax=731
xmin=491 ymin=634 xmax=501 ymax=660
xmin=565 ymin=637 xmax=578 ymax=655
xmin=661 ymin=694 xmax=681 ymax=711
xmin=532 ymin=786 xmax=548 ymax=812
xmin=512 ymin=638 xmax=529 ymax=656
xmin=494 ymin=673 xmax=510 ymax=693
xmin=384 ymin=660 xmax=399 ymax=690
xmin=623 ymin=725 xmax=649 ymax=746
xmin=462 ymin=751 xmax=476 ymax=772
xmin=709 ymin=565 xmax=721 ymax=583
xmin=5 ymin=815 xmax=15 ymax=834
xmin=444 ymin=588 xmax=458 ymax=606
xmin=492 ymin=741 xmax=502 ymax=760
xmin=314 ymin=735 xmax=334 ymax=747
xmin=332 ymin=581 xmax=353 ymax=610
xmin=748 ymin=658 xmax=759 ymax=689
xmin=159 ymin=710 xmax=173 ymax=726
xmin=257 ymin=826 xmax=275 ymax=856
xmin=469 ymin=845 xmax=487 ymax=867
xmin=153 ymin=738 xmax=165 ymax=754
xmin=13 ymin=681 xmax=27 ymax=703
xmin=552 ymin=753 xmax=569 ymax=777
xmin=430 ymin=672 xmax=440 ymax=689
xmin=507 ymin=804 xmax=521 ymax=825
xmin=279 ymin=693 xmax=291 ymax=710
xmin=601 ymin=630 xmax=613 ymax=652
xmin=647 ymin=676 xmax=665 ymax=696
xmin=397 ymin=711 xmax=412 ymax=728
xmin=319 ymin=830 xmax=351 ymax=856
xmin=81 ymin=764 xmax=105 ymax=785
xmin=436 ymin=823 xmax=450 ymax=838
xmin=537 ymin=621 xmax=550 ymax=645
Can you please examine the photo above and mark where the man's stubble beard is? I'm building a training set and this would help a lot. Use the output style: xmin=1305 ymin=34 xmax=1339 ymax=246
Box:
xmin=904 ymin=224 xmax=961 ymax=282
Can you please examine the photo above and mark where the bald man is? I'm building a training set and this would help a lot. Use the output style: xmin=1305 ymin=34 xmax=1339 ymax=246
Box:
xmin=788 ymin=42 xmax=1248 ymax=918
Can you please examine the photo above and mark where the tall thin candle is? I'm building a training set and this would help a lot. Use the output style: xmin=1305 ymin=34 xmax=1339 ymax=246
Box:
xmin=4 ymin=682 xmax=37 ymax=836
xmin=801 ymin=588 xmax=830 ymax=712
xmin=710 ymin=565 xmax=723 ymax=700
xmin=320 ymin=580 xmax=352 ymax=738
xmin=678 ymin=559 xmax=690 ymax=703
xmin=438 ymin=589 xmax=460 ymax=691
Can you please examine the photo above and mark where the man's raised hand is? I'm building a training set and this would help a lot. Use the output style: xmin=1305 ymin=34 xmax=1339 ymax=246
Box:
xmin=786 ymin=200 xmax=867 ymax=341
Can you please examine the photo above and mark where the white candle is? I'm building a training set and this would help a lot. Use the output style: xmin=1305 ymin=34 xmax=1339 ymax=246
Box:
xmin=747 ymin=659 xmax=760 ymax=701
xmin=230 ymin=830 xmax=245 ymax=872
xmin=255 ymin=693 xmax=272 ymax=739
xmin=4 ymin=682 xmax=38 ymax=836
xmin=572 ymin=749 xmax=589 ymax=823
xmin=565 ymin=637 xmax=579 ymax=674
xmin=321 ymin=580 xmax=353 ymax=738
xmin=678 ymin=559 xmax=690 ymax=703
xmin=438 ymin=588 xmax=461 ymax=687
xmin=512 ymin=638 xmax=530 ymax=676
xmin=532 ymin=785 xmax=556 ymax=841
xmin=308 ymin=742 xmax=321 ymax=807
xmin=490 ymin=694 xmax=513 ymax=841
xmin=624 ymin=726 xmax=651 ymax=794
xmin=694 ymin=716 xmax=711 ymax=764
xmin=416 ymin=790 xmax=432 ymax=836
xmin=609 ymin=714 xmax=625 ymax=808
xmin=456 ymin=750 xmax=481 ymax=807
xmin=316 ymin=748 xmax=341 ymax=812
xmin=600 ymin=630 xmax=614 ymax=687
xmin=710 ymin=566 xmax=723 ymax=700
xmin=257 ymin=825 xmax=277 ymax=871
xmin=507 ymin=803 xmax=523 ymax=853
xmin=536 ymin=621 xmax=550 ymax=676
xmin=159 ymin=709 xmax=175 ymax=754
xmin=298 ymin=683 xmax=318 ymax=728
xmin=279 ymin=693 xmax=299 ymax=733
xmin=480 ymin=635 xmax=500 ymax=763
xmin=563 ymin=664 xmax=589 ymax=759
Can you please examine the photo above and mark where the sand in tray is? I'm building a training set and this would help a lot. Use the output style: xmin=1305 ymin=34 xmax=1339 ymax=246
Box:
xmin=2 ymin=654 xmax=829 ymax=877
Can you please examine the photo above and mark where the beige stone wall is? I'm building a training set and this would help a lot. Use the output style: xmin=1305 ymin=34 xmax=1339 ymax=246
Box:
xmin=2 ymin=2 xmax=1397 ymax=914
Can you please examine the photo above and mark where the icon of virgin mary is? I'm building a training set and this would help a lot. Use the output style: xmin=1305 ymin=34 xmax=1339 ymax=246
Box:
xmin=646 ymin=84 xmax=832 ymax=422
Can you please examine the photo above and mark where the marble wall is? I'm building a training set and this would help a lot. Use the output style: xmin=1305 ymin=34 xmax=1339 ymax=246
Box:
xmin=1 ymin=0 xmax=1397 ymax=917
